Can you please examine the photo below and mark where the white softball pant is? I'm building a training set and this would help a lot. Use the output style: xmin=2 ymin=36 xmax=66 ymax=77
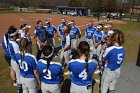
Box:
xmin=60 ymin=50 xmax=71 ymax=64
xmin=101 ymin=68 xmax=121 ymax=93
xmin=11 ymin=59 xmax=20 ymax=84
xmin=41 ymin=82 xmax=61 ymax=93
xmin=95 ymin=44 xmax=102 ymax=57
xmin=70 ymin=82 xmax=92 ymax=93
xmin=20 ymin=76 xmax=38 ymax=93
xmin=86 ymin=38 xmax=95 ymax=59
xmin=71 ymin=39 xmax=79 ymax=49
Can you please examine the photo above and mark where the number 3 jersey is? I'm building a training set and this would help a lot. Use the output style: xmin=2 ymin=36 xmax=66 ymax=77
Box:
xmin=36 ymin=59 xmax=63 ymax=84
xmin=103 ymin=46 xmax=125 ymax=70
xmin=68 ymin=59 xmax=97 ymax=86
xmin=15 ymin=52 xmax=37 ymax=78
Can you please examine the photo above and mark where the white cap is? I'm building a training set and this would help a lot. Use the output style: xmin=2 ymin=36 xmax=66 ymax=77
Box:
xmin=104 ymin=24 xmax=112 ymax=28
xmin=62 ymin=18 xmax=66 ymax=22
xmin=96 ymin=25 xmax=102 ymax=29
xmin=68 ymin=21 xmax=74 ymax=25
xmin=45 ymin=20 xmax=50 ymax=24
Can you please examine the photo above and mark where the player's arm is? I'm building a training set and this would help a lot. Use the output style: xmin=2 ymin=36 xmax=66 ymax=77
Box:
xmin=93 ymin=37 xmax=97 ymax=48
xmin=34 ymin=70 xmax=40 ymax=84
xmin=96 ymin=40 xmax=102 ymax=47
xmin=102 ymin=48 xmax=110 ymax=63
xmin=76 ymin=27 xmax=81 ymax=38
xmin=36 ymin=37 xmax=46 ymax=46
xmin=85 ymin=28 xmax=87 ymax=37
xmin=33 ymin=58 xmax=40 ymax=84
xmin=61 ymin=35 xmax=70 ymax=51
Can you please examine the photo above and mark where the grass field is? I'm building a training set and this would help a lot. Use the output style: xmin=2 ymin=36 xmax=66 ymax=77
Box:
xmin=0 ymin=15 xmax=140 ymax=93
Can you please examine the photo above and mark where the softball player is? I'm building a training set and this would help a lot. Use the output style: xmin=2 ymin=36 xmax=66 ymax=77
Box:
xmin=101 ymin=30 xmax=125 ymax=93
xmin=2 ymin=27 xmax=16 ymax=86
xmin=60 ymin=25 xmax=71 ymax=67
xmin=93 ymin=25 xmax=103 ymax=57
xmin=68 ymin=20 xmax=81 ymax=49
xmin=85 ymin=21 xmax=97 ymax=58
xmin=105 ymin=24 xmax=114 ymax=35
xmin=19 ymin=24 xmax=32 ymax=53
xmin=8 ymin=26 xmax=22 ymax=93
xmin=45 ymin=20 xmax=57 ymax=47
xmin=68 ymin=41 xmax=97 ymax=93
xmin=57 ymin=18 xmax=66 ymax=36
xmin=34 ymin=20 xmax=49 ymax=60
xmin=16 ymin=38 xmax=40 ymax=93
xmin=36 ymin=45 xmax=63 ymax=93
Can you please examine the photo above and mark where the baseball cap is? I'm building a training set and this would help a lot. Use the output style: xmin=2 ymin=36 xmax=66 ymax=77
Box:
xmin=45 ymin=20 xmax=50 ymax=24
xmin=96 ymin=25 xmax=102 ymax=29
xmin=104 ymin=24 xmax=112 ymax=28
xmin=20 ymin=24 xmax=31 ymax=30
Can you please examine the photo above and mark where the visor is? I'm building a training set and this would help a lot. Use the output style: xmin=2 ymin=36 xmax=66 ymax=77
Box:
xmin=9 ymin=30 xmax=19 ymax=37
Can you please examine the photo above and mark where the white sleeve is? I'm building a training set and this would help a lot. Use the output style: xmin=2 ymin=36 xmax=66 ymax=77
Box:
xmin=103 ymin=47 xmax=114 ymax=58
xmin=66 ymin=35 xmax=70 ymax=46
xmin=13 ymin=42 xmax=20 ymax=54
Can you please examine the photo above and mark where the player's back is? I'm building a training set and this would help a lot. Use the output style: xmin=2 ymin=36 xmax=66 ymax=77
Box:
xmin=37 ymin=59 xmax=63 ymax=84
xmin=103 ymin=46 xmax=125 ymax=70
xmin=68 ymin=59 xmax=96 ymax=86
xmin=16 ymin=52 xmax=37 ymax=78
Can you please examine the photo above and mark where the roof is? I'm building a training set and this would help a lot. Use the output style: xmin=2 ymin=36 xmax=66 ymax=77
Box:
xmin=56 ymin=6 xmax=88 ymax=9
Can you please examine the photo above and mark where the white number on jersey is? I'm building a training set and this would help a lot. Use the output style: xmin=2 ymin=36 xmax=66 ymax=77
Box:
xmin=79 ymin=69 xmax=88 ymax=80
xmin=117 ymin=53 xmax=123 ymax=65
xmin=19 ymin=61 xmax=28 ymax=72
xmin=43 ymin=69 xmax=52 ymax=80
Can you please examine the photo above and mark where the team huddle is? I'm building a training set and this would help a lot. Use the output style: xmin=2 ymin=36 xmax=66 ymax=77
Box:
xmin=2 ymin=18 xmax=125 ymax=93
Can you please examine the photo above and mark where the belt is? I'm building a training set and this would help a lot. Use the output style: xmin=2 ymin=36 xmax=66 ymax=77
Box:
xmin=87 ymin=38 xmax=92 ymax=39
xmin=107 ymin=67 xmax=119 ymax=71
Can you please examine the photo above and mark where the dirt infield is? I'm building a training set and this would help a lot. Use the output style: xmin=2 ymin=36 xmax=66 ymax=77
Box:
xmin=0 ymin=13 xmax=127 ymax=36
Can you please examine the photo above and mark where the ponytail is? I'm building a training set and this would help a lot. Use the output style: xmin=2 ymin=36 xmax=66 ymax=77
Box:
xmin=78 ymin=41 xmax=90 ymax=78
xmin=45 ymin=58 xmax=51 ymax=74
xmin=85 ymin=51 xmax=90 ymax=78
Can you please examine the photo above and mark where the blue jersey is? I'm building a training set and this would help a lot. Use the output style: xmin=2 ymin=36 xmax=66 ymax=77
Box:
xmin=2 ymin=36 xmax=10 ymax=56
xmin=34 ymin=27 xmax=49 ymax=42
xmin=68 ymin=59 xmax=96 ymax=86
xmin=103 ymin=46 xmax=125 ymax=70
xmin=70 ymin=26 xmax=81 ymax=39
xmin=103 ymin=31 xmax=109 ymax=39
xmin=45 ymin=25 xmax=57 ymax=38
xmin=85 ymin=26 xmax=97 ymax=39
xmin=36 ymin=59 xmax=63 ymax=84
xmin=93 ymin=31 xmax=103 ymax=43
xmin=61 ymin=34 xmax=71 ymax=49
xmin=16 ymin=52 xmax=37 ymax=78
xmin=8 ymin=40 xmax=20 ymax=62
xmin=58 ymin=24 xmax=65 ymax=36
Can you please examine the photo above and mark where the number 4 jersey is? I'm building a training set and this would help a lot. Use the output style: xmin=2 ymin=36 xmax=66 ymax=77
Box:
xmin=103 ymin=46 xmax=125 ymax=70
xmin=36 ymin=59 xmax=63 ymax=84
xmin=68 ymin=59 xmax=97 ymax=86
